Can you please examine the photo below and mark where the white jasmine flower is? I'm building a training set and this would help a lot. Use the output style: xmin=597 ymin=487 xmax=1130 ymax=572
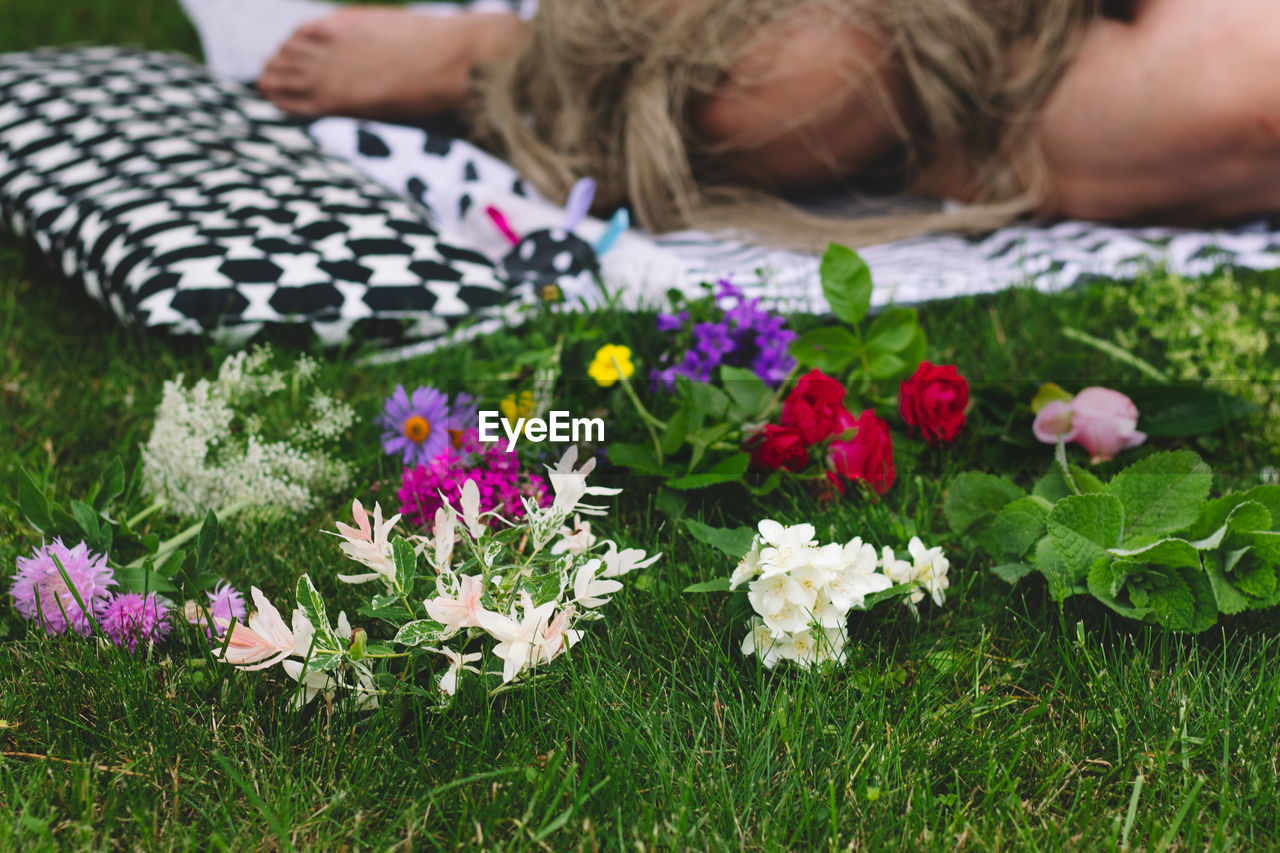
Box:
xmin=907 ymin=537 xmax=951 ymax=607
xmin=748 ymin=573 xmax=806 ymax=621
xmin=788 ymin=561 xmax=830 ymax=609
xmin=741 ymin=617 xmax=784 ymax=668
xmin=756 ymin=520 xmax=818 ymax=577
xmin=881 ymin=546 xmax=915 ymax=586
xmin=572 ymin=559 xmax=623 ymax=609
xmin=729 ymin=541 xmax=764 ymax=590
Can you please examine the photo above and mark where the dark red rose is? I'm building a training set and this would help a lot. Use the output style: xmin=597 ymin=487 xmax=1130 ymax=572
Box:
xmin=828 ymin=409 xmax=896 ymax=495
xmin=781 ymin=369 xmax=857 ymax=445
xmin=899 ymin=361 xmax=968 ymax=444
xmin=748 ymin=424 xmax=810 ymax=472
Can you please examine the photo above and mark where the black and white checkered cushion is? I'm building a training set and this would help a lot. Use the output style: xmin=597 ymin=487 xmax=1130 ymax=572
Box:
xmin=0 ymin=47 xmax=517 ymax=345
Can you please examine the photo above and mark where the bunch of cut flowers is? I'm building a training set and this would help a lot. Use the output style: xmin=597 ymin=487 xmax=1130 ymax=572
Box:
xmin=690 ymin=520 xmax=950 ymax=670
xmin=212 ymin=447 xmax=659 ymax=710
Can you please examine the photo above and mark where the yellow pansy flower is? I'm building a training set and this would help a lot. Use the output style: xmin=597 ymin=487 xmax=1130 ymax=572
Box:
xmin=588 ymin=344 xmax=635 ymax=388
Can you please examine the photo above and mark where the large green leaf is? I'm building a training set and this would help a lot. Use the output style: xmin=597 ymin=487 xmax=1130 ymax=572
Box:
xmin=608 ymin=443 xmax=670 ymax=476
xmin=1108 ymin=537 xmax=1201 ymax=570
xmin=865 ymin=308 xmax=919 ymax=354
xmin=819 ymin=243 xmax=873 ymax=326
xmin=684 ymin=578 xmax=732 ymax=593
xmin=789 ymin=327 xmax=860 ymax=375
xmin=666 ymin=453 xmax=750 ymax=491
xmin=683 ymin=519 xmax=755 ymax=559
xmin=1204 ymin=554 xmax=1252 ymax=614
xmin=17 ymin=469 xmax=52 ymax=533
xmin=986 ymin=497 xmax=1051 ymax=560
xmin=1046 ymin=493 xmax=1125 ymax=580
xmin=93 ymin=457 xmax=126 ymax=513
xmin=393 ymin=619 xmax=448 ymax=647
xmin=1087 ymin=558 xmax=1151 ymax=620
xmin=296 ymin=574 xmax=340 ymax=652
xmin=1126 ymin=385 xmax=1260 ymax=438
xmin=720 ymin=366 xmax=773 ymax=421
xmin=943 ymin=473 xmax=1025 ymax=538
xmin=1033 ymin=537 xmax=1086 ymax=601
xmin=1108 ymin=451 xmax=1212 ymax=545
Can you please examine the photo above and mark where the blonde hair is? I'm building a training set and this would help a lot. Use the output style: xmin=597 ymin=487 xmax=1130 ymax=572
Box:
xmin=469 ymin=0 xmax=1099 ymax=250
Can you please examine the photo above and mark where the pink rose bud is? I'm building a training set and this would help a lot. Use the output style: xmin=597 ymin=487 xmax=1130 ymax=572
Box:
xmin=1032 ymin=387 xmax=1146 ymax=464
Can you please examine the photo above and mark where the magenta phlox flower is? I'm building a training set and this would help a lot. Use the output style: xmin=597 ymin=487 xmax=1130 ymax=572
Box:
xmin=398 ymin=430 xmax=551 ymax=529
xmin=9 ymin=538 xmax=116 ymax=636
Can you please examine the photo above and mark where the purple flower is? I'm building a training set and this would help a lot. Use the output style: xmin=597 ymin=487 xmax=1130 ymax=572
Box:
xmin=447 ymin=392 xmax=479 ymax=438
xmin=656 ymin=311 xmax=689 ymax=333
xmin=379 ymin=384 xmax=451 ymax=468
xmin=751 ymin=341 xmax=797 ymax=387
xmin=102 ymin=592 xmax=172 ymax=654
xmin=677 ymin=349 xmax=714 ymax=382
xmin=187 ymin=580 xmax=247 ymax=638
xmin=9 ymin=538 xmax=116 ymax=636
xmin=693 ymin=322 xmax=735 ymax=361
xmin=650 ymin=366 xmax=678 ymax=394
xmin=714 ymin=279 xmax=744 ymax=305
xmin=398 ymin=430 xmax=550 ymax=529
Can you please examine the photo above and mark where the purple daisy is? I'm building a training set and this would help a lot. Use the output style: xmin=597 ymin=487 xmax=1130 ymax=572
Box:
xmin=9 ymin=538 xmax=116 ymax=636
xmin=101 ymin=592 xmax=172 ymax=654
xmin=446 ymin=392 xmax=479 ymax=441
xmin=379 ymin=384 xmax=451 ymax=468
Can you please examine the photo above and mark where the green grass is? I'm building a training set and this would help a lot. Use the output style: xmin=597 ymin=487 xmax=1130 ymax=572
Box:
xmin=3 ymin=3 xmax=1280 ymax=850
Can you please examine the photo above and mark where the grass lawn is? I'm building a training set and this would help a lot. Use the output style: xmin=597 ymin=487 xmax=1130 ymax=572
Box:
xmin=2 ymin=3 xmax=1279 ymax=850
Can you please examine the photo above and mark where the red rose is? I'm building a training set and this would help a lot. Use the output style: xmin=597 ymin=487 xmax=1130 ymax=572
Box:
xmin=899 ymin=361 xmax=968 ymax=444
xmin=781 ymin=369 xmax=857 ymax=445
xmin=828 ymin=410 xmax=895 ymax=495
xmin=748 ymin=424 xmax=810 ymax=472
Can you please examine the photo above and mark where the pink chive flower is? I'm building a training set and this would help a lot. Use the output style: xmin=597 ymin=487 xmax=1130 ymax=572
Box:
xmin=186 ymin=581 xmax=248 ymax=638
xmin=1033 ymin=386 xmax=1146 ymax=464
xmin=9 ymin=538 xmax=116 ymax=636
xmin=101 ymin=592 xmax=172 ymax=654
xmin=398 ymin=430 xmax=550 ymax=530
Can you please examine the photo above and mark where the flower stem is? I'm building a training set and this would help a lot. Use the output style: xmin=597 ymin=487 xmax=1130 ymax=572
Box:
xmin=1061 ymin=327 xmax=1169 ymax=382
xmin=125 ymin=498 xmax=167 ymax=530
xmin=613 ymin=358 xmax=667 ymax=464
xmin=124 ymin=498 xmax=254 ymax=571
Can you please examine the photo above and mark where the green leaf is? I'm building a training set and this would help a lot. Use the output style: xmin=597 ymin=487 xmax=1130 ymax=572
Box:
xmin=1086 ymin=558 xmax=1152 ymax=619
xmin=866 ymin=351 xmax=907 ymax=379
xmin=1108 ymin=450 xmax=1212 ymax=545
xmin=393 ymin=619 xmax=448 ymax=647
xmin=195 ymin=509 xmax=219 ymax=577
xmin=1108 ymin=538 xmax=1201 ymax=570
xmin=114 ymin=563 xmax=180 ymax=595
xmin=666 ymin=453 xmax=750 ymax=491
xmin=720 ymin=366 xmax=773 ymax=420
xmin=789 ymin=327 xmax=861 ymax=374
xmin=1126 ymin=385 xmax=1260 ymax=438
xmin=819 ymin=243 xmax=873 ymax=326
xmin=1069 ymin=465 xmax=1106 ymax=494
xmin=1032 ymin=468 xmax=1073 ymax=503
xmin=1142 ymin=568 xmax=1198 ymax=631
xmin=1032 ymin=537 xmax=1085 ymax=601
xmin=1234 ymin=560 xmax=1277 ymax=600
xmin=17 ymin=469 xmax=52 ymax=533
xmin=296 ymin=574 xmax=340 ymax=651
xmin=1242 ymin=530 xmax=1280 ymax=564
xmin=683 ymin=519 xmax=756 ymax=558
xmin=70 ymin=500 xmax=101 ymax=545
xmin=683 ymin=578 xmax=732 ymax=594
xmin=898 ymin=328 xmax=928 ymax=377
xmin=987 ymin=497 xmax=1050 ymax=560
xmin=1046 ymin=493 xmax=1125 ymax=580
xmin=304 ymin=651 xmax=344 ymax=673
xmin=608 ymin=443 xmax=669 ymax=476
xmin=991 ymin=562 xmax=1035 ymax=584
xmin=1205 ymin=554 xmax=1252 ymax=615
xmin=660 ymin=408 xmax=690 ymax=458
xmin=93 ymin=457 xmax=126 ymax=513
xmin=865 ymin=308 xmax=920 ymax=354
xmin=1030 ymin=382 xmax=1074 ymax=415
xmin=1176 ymin=564 xmax=1219 ymax=632
xmin=392 ymin=537 xmax=417 ymax=595
xmin=943 ymin=473 xmax=1025 ymax=538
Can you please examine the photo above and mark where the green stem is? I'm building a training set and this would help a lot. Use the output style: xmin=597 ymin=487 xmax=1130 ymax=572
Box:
xmin=613 ymin=357 xmax=667 ymax=465
xmin=1061 ymin=327 xmax=1169 ymax=382
xmin=125 ymin=498 xmax=167 ymax=530
xmin=124 ymin=498 xmax=254 ymax=570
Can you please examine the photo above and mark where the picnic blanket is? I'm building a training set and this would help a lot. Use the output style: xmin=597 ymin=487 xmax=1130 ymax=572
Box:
xmin=183 ymin=0 xmax=1280 ymax=324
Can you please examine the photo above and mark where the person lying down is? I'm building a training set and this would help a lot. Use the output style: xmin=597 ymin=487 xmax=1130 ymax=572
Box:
xmin=257 ymin=0 xmax=1280 ymax=250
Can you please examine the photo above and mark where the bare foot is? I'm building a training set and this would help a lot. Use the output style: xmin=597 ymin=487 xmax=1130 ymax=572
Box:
xmin=259 ymin=7 xmax=521 ymax=118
